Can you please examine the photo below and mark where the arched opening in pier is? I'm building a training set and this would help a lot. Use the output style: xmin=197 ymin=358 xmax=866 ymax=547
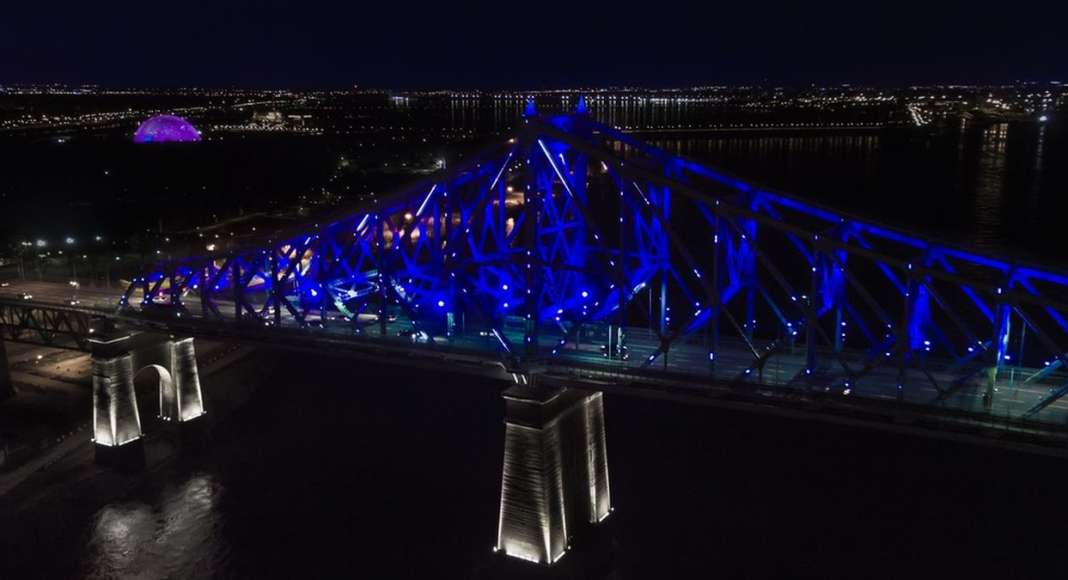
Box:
xmin=134 ymin=364 xmax=173 ymax=423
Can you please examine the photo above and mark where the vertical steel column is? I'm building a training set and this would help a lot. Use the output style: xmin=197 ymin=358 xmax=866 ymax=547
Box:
xmin=745 ymin=284 xmax=756 ymax=343
xmin=832 ymin=292 xmax=843 ymax=352
xmin=616 ymin=174 xmax=627 ymax=362
xmin=898 ymin=273 xmax=913 ymax=402
xmin=270 ymin=244 xmax=282 ymax=326
xmin=231 ymin=259 xmax=241 ymax=321
xmin=201 ymin=264 xmax=212 ymax=319
xmin=806 ymin=253 xmax=819 ymax=373
xmin=169 ymin=266 xmax=179 ymax=306
xmin=317 ymin=235 xmax=328 ymax=328
xmin=725 ymin=209 xmax=758 ymax=343
xmin=442 ymin=184 xmax=460 ymax=336
xmin=659 ymin=185 xmax=669 ymax=336
xmin=523 ymin=137 xmax=541 ymax=357
xmin=743 ymin=208 xmax=757 ymax=343
xmin=831 ymin=228 xmax=849 ymax=354
xmin=377 ymin=217 xmax=388 ymax=337
xmin=710 ymin=214 xmax=721 ymax=371
xmin=987 ymin=292 xmax=1012 ymax=411
xmin=648 ymin=284 xmax=654 ymax=334
xmin=1012 ymin=321 xmax=1027 ymax=390
xmin=435 ymin=191 xmax=453 ymax=336
xmin=570 ymin=124 xmax=591 ymax=357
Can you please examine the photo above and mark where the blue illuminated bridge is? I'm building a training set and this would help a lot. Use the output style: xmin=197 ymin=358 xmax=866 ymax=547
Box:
xmin=8 ymin=101 xmax=1068 ymax=452
xmin=7 ymin=100 xmax=1068 ymax=566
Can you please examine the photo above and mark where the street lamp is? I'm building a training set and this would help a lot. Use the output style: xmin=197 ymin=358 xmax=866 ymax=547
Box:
xmin=16 ymin=241 xmax=31 ymax=280
xmin=65 ymin=237 xmax=77 ymax=281
xmin=32 ymin=239 xmax=47 ymax=280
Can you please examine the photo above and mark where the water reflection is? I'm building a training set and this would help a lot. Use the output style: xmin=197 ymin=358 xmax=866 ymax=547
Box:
xmin=86 ymin=503 xmax=153 ymax=576
xmin=972 ymin=123 xmax=1009 ymax=251
xmin=6 ymin=111 xmax=1066 ymax=578
xmin=1027 ymin=124 xmax=1047 ymax=217
xmin=15 ymin=335 xmax=1068 ymax=578
xmin=70 ymin=384 xmax=618 ymax=578
xmin=397 ymin=93 xmax=886 ymax=134
xmin=253 ymin=90 xmax=1061 ymax=264
xmin=394 ymin=93 xmax=1065 ymax=263
xmin=83 ymin=474 xmax=223 ymax=579
xmin=647 ymin=133 xmax=879 ymax=164
xmin=625 ymin=120 xmax=1064 ymax=264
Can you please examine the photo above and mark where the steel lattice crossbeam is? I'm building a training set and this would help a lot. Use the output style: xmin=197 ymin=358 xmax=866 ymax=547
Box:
xmin=0 ymin=302 xmax=94 ymax=351
xmin=119 ymin=104 xmax=1068 ymax=427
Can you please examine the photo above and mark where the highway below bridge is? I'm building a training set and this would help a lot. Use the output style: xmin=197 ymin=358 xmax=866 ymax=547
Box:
xmin=4 ymin=279 xmax=1068 ymax=457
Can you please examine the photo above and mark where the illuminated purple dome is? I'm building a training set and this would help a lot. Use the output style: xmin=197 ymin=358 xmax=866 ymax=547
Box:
xmin=133 ymin=115 xmax=202 ymax=143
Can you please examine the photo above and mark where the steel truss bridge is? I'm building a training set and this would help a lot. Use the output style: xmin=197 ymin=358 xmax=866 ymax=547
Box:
xmin=0 ymin=301 xmax=93 ymax=351
xmin=46 ymin=101 xmax=1068 ymax=444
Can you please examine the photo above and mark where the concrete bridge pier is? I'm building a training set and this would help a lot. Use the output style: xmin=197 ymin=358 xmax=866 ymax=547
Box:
xmin=90 ymin=329 xmax=144 ymax=465
xmin=90 ymin=326 xmax=206 ymax=466
xmin=0 ymin=339 xmax=12 ymax=400
xmin=163 ymin=337 xmax=206 ymax=423
xmin=495 ymin=382 xmax=611 ymax=565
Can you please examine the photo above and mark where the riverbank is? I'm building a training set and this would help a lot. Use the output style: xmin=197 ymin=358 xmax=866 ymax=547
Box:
xmin=0 ymin=341 xmax=269 ymax=574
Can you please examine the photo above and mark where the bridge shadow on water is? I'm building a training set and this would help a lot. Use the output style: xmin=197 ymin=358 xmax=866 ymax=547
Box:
xmin=4 ymin=353 xmax=1068 ymax=578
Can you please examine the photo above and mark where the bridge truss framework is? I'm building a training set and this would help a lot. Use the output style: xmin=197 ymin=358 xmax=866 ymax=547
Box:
xmin=111 ymin=101 xmax=1068 ymax=428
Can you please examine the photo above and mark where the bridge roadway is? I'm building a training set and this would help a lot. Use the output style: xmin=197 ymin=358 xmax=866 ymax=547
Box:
xmin=4 ymin=280 xmax=1068 ymax=449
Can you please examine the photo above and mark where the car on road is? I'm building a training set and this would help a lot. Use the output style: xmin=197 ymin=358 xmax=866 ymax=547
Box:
xmin=397 ymin=329 xmax=430 ymax=344
xmin=18 ymin=292 xmax=33 ymax=300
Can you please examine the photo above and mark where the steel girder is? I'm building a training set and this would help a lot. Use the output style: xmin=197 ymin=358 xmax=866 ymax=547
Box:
xmin=0 ymin=302 xmax=93 ymax=350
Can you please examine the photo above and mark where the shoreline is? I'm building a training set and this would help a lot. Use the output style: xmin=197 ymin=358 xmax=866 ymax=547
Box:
xmin=0 ymin=343 xmax=265 ymax=519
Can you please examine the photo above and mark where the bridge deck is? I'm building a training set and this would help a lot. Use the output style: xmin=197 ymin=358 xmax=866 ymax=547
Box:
xmin=4 ymin=281 xmax=1067 ymax=453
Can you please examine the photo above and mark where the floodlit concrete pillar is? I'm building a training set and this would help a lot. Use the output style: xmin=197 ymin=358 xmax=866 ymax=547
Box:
xmin=162 ymin=337 xmax=205 ymax=423
xmin=0 ymin=340 xmax=12 ymax=400
xmin=580 ymin=391 xmax=611 ymax=523
xmin=90 ymin=330 xmax=143 ymax=464
xmin=496 ymin=384 xmax=611 ymax=565
xmin=92 ymin=353 xmax=142 ymax=448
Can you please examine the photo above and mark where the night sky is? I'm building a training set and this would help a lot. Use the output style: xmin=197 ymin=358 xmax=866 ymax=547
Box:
xmin=3 ymin=1 xmax=1065 ymax=89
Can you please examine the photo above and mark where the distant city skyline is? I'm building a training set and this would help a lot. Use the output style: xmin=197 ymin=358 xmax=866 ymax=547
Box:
xmin=3 ymin=1 xmax=1066 ymax=89
xmin=2 ymin=81 xmax=1066 ymax=93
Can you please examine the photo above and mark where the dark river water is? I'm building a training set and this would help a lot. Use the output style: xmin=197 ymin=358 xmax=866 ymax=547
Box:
xmin=6 ymin=358 xmax=1068 ymax=579
xmin=4 ymin=119 xmax=1068 ymax=578
xmin=652 ymin=121 xmax=1067 ymax=263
